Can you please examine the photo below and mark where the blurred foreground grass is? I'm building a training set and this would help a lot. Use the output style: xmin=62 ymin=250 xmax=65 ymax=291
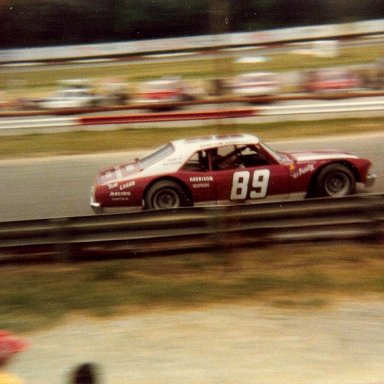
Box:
xmin=1 ymin=117 xmax=384 ymax=159
xmin=0 ymin=242 xmax=383 ymax=333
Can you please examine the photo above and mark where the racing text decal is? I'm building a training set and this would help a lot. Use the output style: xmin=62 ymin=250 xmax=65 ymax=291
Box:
xmin=291 ymin=164 xmax=315 ymax=179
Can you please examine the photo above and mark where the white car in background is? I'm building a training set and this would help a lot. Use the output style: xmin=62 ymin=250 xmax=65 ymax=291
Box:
xmin=38 ymin=80 xmax=102 ymax=109
xmin=231 ymin=72 xmax=279 ymax=99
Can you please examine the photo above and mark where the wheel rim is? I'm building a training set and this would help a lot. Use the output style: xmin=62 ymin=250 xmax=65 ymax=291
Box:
xmin=325 ymin=172 xmax=350 ymax=196
xmin=153 ymin=188 xmax=180 ymax=209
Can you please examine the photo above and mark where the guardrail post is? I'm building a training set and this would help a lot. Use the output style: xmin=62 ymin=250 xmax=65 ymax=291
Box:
xmin=371 ymin=218 xmax=384 ymax=243
xmin=52 ymin=218 xmax=73 ymax=262
xmin=361 ymin=202 xmax=384 ymax=243
xmin=207 ymin=207 xmax=238 ymax=271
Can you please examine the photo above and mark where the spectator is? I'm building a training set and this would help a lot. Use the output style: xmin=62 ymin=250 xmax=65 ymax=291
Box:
xmin=71 ymin=363 xmax=99 ymax=384
xmin=0 ymin=330 xmax=28 ymax=384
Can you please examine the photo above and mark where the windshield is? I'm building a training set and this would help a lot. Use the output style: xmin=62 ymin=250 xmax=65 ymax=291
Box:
xmin=138 ymin=143 xmax=175 ymax=169
xmin=259 ymin=141 xmax=288 ymax=163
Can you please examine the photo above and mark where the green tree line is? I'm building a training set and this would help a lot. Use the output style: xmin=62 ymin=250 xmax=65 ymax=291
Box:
xmin=0 ymin=0 xmax=383 ymax=48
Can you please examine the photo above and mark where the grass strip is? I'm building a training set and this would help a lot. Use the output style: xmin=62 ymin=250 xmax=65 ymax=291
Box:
xmin=0 ymin=242 xmax=383 ymax=333
xmin=1 ymin=117 xmax=383 ymax=160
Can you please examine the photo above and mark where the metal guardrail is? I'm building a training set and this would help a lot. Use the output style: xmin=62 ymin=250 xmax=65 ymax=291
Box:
xmin=0 ymin=194 xmax=383 ymax=263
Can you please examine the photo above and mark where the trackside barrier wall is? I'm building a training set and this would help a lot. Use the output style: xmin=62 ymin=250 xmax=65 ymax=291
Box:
xmin=1 ymin=19 xmax=384 ymax=64
xmin=0 ymin=194 xmax=383 ymax=263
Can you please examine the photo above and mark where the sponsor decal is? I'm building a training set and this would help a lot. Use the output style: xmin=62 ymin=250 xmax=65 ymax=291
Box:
xmin=119 ymin=181 xmax=135 ymax=190
xmin=107 ymin=180 xmax=135 ymax=191
xmin=110 ymin=191 xmax=131 ymax=197
xmin=107 ymin=182 xmax=118 ymax=190
xmin=189 ymin=176 xmax=214 ymax=182
xmin=193 ymin=183 xmax=211 ymax=189
xmin=291 ymin=163 xmax=315 ymax=179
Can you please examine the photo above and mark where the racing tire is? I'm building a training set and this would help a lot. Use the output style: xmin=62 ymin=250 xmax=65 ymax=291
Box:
xmin=314 ymin=164 xmax=355 ymax=197
xmin=145 ymin=181 xmax=189 ymax=210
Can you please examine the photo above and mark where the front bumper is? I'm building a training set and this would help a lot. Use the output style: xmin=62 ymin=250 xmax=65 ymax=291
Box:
xmin=365 ymin=171 xmax=377 ymax=187
xmin=90 ymin=188 xmax=103 ymax=214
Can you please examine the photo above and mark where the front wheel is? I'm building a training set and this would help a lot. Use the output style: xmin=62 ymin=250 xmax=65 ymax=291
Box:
xmin=145 ymin=181 xmax=189 ymax=209
xmin=314 ymin=164 xmax=355 ymax=197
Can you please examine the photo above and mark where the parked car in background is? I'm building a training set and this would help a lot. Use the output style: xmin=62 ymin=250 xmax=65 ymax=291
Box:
xmin=37 ymin=79 xmax=102 ymax=109
xmin=0 ymin=91 xmax=7 ymax=110
xmin=362 ymin=57 xmax=384 ymax=90
xmin=99 ymin=77 xmax=130 ymax=105
xmin=231 ymin=72 xmax=279 ymax=100
xmin=90 ymin=133 xmax=376 ymax=213
xmin=136 ymin=77 xmax=198 ymax=110
xmin=303 ymin=68 xmax=360 ymax=94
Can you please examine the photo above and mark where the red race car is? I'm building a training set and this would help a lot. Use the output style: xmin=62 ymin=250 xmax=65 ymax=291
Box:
xmin=90 ymin=134 xmax=376 ymax=213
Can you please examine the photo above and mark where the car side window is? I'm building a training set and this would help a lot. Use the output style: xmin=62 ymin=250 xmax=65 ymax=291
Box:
xmin=237 ymin=145 xmax=270 ymax=167
xmin=210 ymin=145 xmax=239 ymax=170
xmin=181 ymin=150 xmax=208 ymax=172
xmin=210 ymin=145 xmax=270 ymax=171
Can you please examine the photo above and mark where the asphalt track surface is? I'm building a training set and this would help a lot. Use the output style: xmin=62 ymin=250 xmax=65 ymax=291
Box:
xmin=0 ymin=133 xmax=383 ymax=222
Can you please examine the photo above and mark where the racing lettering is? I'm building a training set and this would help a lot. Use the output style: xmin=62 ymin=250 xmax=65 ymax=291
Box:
xmin=119 ymin=181 xmax=135 ymax=190
xmin=110 ymin=191 xmax=131 ymax=197
xmin=230 ymin=169 xmax=270 ymax=200
xmin=190 ymin=176 xmax=214 ymax=182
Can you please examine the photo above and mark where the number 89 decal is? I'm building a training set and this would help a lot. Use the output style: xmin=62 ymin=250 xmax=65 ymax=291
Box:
xmin=230 ymin=169 xmax=270 ymax=200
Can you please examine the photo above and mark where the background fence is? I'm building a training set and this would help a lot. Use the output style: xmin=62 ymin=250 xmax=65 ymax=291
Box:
xmin=1 ymin=19 xmax=384 ymax=64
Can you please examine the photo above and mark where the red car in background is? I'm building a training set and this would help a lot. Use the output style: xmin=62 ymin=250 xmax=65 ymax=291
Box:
xmin=136 ymin=77 xmax=197 ymax=110
xmin=304 ymin=68 xmax=360 ymax=93
xmin=90 ymin=134 xmax=376 ymax=213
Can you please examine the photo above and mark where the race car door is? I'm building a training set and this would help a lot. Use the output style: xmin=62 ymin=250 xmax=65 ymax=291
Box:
xmin=211 ymin=145 xmax=290 ymax=204
xmin=179 ymin=149 xmax=216 ymax=205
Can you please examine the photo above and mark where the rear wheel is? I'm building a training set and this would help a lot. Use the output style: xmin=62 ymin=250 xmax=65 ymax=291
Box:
xmin=314 ymin=164 xmax=355 ymax=197
xmin=145 ymin=181 xmax=189 ymax=209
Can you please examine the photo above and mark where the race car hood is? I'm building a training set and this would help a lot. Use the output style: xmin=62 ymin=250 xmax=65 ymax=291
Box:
xmin=97 ymin=161 xmax=141 ymax=184
xmin=284 ymin=150 xmax=358 ymax=163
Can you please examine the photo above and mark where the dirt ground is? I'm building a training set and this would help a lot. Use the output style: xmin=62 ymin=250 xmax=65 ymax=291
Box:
xmin=11 ymin=298 xmax=384 ymax=384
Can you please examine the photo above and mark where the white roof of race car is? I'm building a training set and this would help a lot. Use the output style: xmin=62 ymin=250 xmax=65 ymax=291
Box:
xmin=170 ymin=134 xmax=260 ymax=155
